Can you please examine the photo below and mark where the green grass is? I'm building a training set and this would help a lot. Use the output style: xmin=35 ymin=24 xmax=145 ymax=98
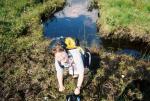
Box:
xmin=97 ymin=0 xmax=150 ymax=40
xmin=0 ymin=0 xmax=65 ymax=53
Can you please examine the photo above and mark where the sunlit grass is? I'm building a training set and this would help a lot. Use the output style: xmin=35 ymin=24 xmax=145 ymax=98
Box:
xmin=97 ymin=0 xmax=150 ymax=39
xmin=0 ymin=0 xmax=65 ymax=53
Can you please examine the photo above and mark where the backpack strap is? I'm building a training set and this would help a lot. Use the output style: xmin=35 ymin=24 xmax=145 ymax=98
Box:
xmin=57 ymin=61 xmax=64 ymax=68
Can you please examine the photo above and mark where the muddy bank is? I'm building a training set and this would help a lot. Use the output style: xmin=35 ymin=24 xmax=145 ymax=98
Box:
xmin=101 ymin=37 xmax=150 ymax=55
xmin=98 ymin=26 xmax=150 ymax=43
xmin=99 ymin=27 xmax=150 ymax=49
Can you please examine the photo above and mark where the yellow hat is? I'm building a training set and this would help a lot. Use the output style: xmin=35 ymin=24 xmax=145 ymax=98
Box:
xmin=65 ymin=37 xmax=77 ymax=49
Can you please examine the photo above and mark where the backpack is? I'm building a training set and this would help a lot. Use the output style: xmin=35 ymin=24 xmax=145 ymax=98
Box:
xmin=64 ymin=37 xmax=91 ymax=68
xmin=49 ymin=36 xmax=91 ymax=68
xmin=66 ymin=94 xmax=81 ymax=101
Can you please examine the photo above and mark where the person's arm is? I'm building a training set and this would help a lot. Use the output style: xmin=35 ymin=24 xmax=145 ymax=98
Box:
xmin=55 ymin=59 xmax=64 ymax=91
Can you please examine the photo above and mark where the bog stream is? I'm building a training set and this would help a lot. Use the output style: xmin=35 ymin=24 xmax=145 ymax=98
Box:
xmin=43 ymin=0 xmax=150 ymax=60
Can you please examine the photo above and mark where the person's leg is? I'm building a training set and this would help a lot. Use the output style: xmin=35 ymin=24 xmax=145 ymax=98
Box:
xmin=74 ymin=73 xmax=84 ymax=95
xmin=69 ymin=49 xmax=85 ymax=95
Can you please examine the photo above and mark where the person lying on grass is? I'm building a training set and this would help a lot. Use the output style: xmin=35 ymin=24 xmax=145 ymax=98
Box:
xmin=51 ymin=42 xmax=85 ymax=95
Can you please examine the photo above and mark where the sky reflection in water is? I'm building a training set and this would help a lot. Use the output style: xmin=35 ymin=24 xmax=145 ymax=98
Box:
xmin=44 ymin=0 xmax=100 ymax=46
xmin=44 ymin=0 xmax=149 ymax=59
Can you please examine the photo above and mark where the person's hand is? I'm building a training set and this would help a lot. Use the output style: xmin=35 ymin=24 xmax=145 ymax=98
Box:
xmin=74 ymin=87 xmax=80 ymax=95
xmin=59 ymin=86 xmax=65 ymax=92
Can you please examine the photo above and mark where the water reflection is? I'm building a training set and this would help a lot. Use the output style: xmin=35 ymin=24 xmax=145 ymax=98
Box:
xmin=44 ymin=0 xmax=99 ymax=46
xmin=116 ymin=49 xmax=141 ymax=59
xmin=43 ymin=0 xmax=149 ymax=59
xmin=55 ymin=0 xmax=98 ymax=22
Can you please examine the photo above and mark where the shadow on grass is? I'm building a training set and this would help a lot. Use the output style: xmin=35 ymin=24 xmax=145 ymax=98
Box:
xmin=117 ymin=66 xmax=150 ymax=101
xmin=117 ymin=79 xmax=150 ymax=101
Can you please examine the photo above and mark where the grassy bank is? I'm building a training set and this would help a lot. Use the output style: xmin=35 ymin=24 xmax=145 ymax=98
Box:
xmin=0 ymin=0 xmax=65 ymax=53
xmin=0 ymin=0 xmax=65 ymax=100
xmin=97 ymin=0 xmax=150 ymax=44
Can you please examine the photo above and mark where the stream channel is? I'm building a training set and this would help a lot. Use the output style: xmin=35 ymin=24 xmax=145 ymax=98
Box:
xmin=44 ymin=0 xmax=150 ymax=60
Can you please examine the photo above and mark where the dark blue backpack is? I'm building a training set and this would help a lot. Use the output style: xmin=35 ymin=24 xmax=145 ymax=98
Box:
xmin=66 ymin=94 xmax=81 ymax=101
